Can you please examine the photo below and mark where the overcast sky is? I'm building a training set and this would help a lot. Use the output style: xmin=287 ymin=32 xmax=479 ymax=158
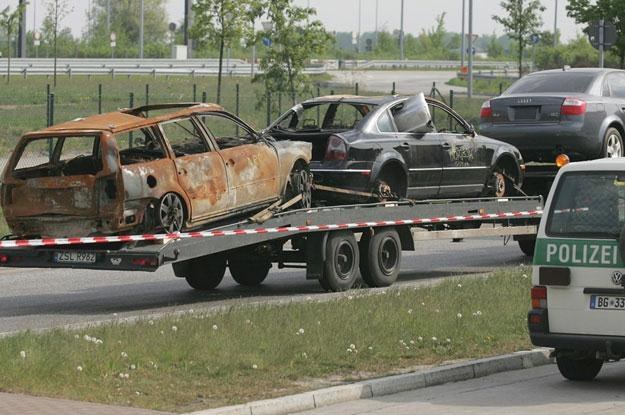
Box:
xmin=2 ymin=0 xmax=585 ymax=42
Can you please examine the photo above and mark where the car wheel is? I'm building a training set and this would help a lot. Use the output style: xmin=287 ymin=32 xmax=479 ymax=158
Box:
xmin=229 ymin=258 xmax=271 ymax=286
xmin=285 ymin=163 xmax=312 ymax=209
xmin=603 ymin=127 xmax=623 ymax=158
xmin=485 ymin=167 xmax=516 ymax=197
xmin=158 ymin=193 xmax=185 ymax=233
xmin=556 ymin=354 xmax=603 ymax=381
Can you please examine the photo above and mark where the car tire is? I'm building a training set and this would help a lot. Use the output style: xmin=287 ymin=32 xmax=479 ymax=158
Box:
xmin=556 ymin=354 xmax=603 ymax=381
xmin=603 ymin=127 xmax=624 ymax=158
xmin=158 ymin=193 xmax=185 ymax=233
xmin=284 ymin=163 xmax=312 ymax=209
xmin=485 ymin=167 xmax=516 ymax=198
xmin=359 ymin=229 xmax=402 ymax=287
xmin=174 ymin=254 xmax=227 ymax=290
xmin=229 ymin=258 xmax=271 ymax=286
xmin=319 ymin=231 xmax=359 ymax=292
xmin=518 ymin=237 xmax=536 ymax=257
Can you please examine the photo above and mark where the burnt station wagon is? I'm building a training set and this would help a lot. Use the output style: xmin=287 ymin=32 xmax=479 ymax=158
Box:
xmin=1 ymin=103 xmax=312 ymax=238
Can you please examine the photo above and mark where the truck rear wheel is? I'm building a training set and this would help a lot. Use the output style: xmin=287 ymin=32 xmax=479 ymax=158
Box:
xmin=319 ymin=231 xmax=359 ymax=292
xmin=359 ymin=229 xmax=401 ymax=287
xmin=229 ymin=258 xmax=271 ymax=286
xmin=173 ymin=254 xmax=227 ymax=290
xmin=556 ymin=354 xmax=603 ymax=381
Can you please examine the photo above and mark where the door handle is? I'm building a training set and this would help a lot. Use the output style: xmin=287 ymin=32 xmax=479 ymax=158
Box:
xmin=226 ymin=159 xmax=235 ymax=166
xmin=442 ymin=142 xmax=451 ymax=149
xmin=178 ymin=168 xmax=187 ymax=175
xmin=399 ymin=142 xmax=410 ymax=149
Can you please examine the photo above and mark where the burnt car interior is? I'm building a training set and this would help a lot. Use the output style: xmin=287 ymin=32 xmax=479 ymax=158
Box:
xmin=117 ymin=128 xmax=166 ymax=165
xmin=200 ymin=113 xmax=257 ymax=149
xmin=12 ymin=135 xmax=103 ymax=179
xmin=160 ymin=117 xmax=209 ymax=156
xmin=273 ymin=102 xmax=375 ymax=160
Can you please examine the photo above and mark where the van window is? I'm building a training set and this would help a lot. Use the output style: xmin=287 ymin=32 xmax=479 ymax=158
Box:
xmin=547 ymin=172 xmax=625 ymax=238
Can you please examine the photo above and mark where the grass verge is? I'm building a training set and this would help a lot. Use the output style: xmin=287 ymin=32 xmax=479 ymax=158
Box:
xmin=446 ymin=77 xmax=514 ymax=96
xmin=0 ymin=267 xmax=533 ymax=413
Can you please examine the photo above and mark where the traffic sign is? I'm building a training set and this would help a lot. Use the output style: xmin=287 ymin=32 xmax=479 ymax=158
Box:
xmin=262 ymin=37 xmax=272 ymax=47
xmin=530 ymin=33 xmax=540 ymax=45
xmin=589 ymin=20 xmax=617 ymax=49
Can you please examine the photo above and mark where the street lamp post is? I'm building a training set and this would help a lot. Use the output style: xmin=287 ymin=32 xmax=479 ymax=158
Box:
xmin=110 ymin=32 xmax=116 ymax=59
xmin=399 ymin=0 xmax=405 ymax=60
xmin=553 ymin=0 xmax=558 ymax=46
xmin=468 ymin=0 xmax=473 ymax=98
xmin=33 ymin=31 xmax=40 ymax=59
xmin=461 ymin=0 xmax=465 ymax=69
xmin=139 ymin=0 xmax=144 ymax=59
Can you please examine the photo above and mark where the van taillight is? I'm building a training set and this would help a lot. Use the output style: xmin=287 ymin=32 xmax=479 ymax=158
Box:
xmin=560 ymin=97 xmax=587 ymax=116
xmin=325 ymin=136 xmax=347 ymax=161
xmin=479 ymin=100 xmax=492 ymax=121
xmin=531 ymin=286 xmax=547 ymax=309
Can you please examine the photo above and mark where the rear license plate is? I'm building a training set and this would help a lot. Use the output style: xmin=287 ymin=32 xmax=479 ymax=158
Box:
xmin=590 ymin=295 xmax=625 ymax=310
xmin=54 ymin=251 xmax=96 ymax=264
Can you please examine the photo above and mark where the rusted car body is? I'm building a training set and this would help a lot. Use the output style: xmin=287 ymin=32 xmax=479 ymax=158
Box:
xmin=1 ymin=103 xmax=311 ymax=238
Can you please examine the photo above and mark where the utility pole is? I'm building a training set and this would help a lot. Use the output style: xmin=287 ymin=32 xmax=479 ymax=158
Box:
xmin=375 ymin=0 xmax=379 ymax=44
xmin=358 ymin=0 xmax=362 ymax=53
xmin=106 ymin=0 xmax=111 ymax=32
xmin=599 ymin=18 xmax=605 ymax=68
xmin=139 ymin=0 xmax=144 ymax=59
xmin=461 ymin=0 xmax=465 ymax=68
xmin=185 ymin=0 xmax=193 ymax=58
xmin=18 ymin=0 xmax=26 ymax=58
xmin=553 ymin=0 xmax=558 ymax=46
xmin=399 ymin=0 xmax=405 ymax=60
xmin=468 ymin=0 xmax=473 ymax=98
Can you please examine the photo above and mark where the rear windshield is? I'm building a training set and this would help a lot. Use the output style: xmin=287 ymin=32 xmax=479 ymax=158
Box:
xmin=505 ymin=73 xmax=596 ymax=94
xmin=547 ymin=172 xmax=625 ymax=239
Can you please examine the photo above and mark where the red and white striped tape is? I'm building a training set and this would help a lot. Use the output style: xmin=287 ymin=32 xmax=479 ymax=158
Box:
xmin=0 ymin=209 xmax=543 ymax=248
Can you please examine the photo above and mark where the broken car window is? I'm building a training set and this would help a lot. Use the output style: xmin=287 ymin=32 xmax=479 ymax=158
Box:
xmin=116 ymin=128 xmax=166 ymax=165
xmin=201 ymin=114 xmax=256 ymax=149
xmin=377 ymin=111 xmax=396 ymax=133
xmin=13 ymin=135 xmax=102 ymax=178
xmin=428 ymin=105 xmax=465 ymax=134
xmin=160 ymin=118 xmax=209 ymax=157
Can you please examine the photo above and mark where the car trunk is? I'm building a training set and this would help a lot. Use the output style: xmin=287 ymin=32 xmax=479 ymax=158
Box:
xmin=272 ymin=130 xmax=332 ymax=161
xmin=490 ymin=96 xmax=565 ymax=124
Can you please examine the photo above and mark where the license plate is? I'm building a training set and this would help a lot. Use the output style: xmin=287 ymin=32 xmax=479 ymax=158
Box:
xmin=54 ymin=251 xmax=96 ymax=264
xmin=590 ymin=295 xmax=625 ymax=310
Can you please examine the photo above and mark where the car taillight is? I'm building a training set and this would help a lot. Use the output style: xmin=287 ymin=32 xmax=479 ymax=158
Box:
xmin=560 ymin=97 xmax=587 ymax=116
xmin=325 ymin=136 xmax=347 ymax=161
xmin=479 ymin=100 xmax=492 ymax=121
xmin=531 ymin=286 xmax=547 ymax=309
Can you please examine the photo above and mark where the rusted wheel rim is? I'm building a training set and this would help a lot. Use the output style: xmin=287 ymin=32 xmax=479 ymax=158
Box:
xmin=159 ymin=193 xmax=184 ymax=233
xmin=290 ymin=169 xmax=312 ymax=208
xmin=494 ymin=172 xmax=506 ymax=197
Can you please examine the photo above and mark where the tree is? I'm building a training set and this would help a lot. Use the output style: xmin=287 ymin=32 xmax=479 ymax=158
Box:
xmin=493 ymin=0 xmax=546 ymax=77
xmin=0 ymin=2 xmax=26 ymax=83
xmin=567 ymin=0 xmax=625 ymax=68
xmin=84 ymin=0 xmax=168 ymax=58
xmin=191 ymin=0 xmax=261 ymax=104
xmin=44 ymin=0 xmax=72 ymax=87
xmin=256 ymin=0 xmax=331 ymax=105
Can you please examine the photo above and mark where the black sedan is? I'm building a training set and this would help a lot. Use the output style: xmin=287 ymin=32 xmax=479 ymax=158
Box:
xmin=480 ymin=68 xmax=625 ymax=178
xmin=267 ymin=94 xmax=524 ymax=201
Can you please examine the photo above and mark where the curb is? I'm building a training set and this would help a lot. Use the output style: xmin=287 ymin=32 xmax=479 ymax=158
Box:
xmin=186 ymin=348 xmax=553 ymax=415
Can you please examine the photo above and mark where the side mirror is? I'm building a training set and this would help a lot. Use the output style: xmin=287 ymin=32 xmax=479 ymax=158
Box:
xmin=467 ymin=124 xmax=476 ymax=137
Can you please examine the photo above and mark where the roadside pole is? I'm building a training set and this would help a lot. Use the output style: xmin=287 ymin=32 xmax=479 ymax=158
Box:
xmin=461 ymin=0 xmax=465 ymax=69
xmin=468 ymin=0 xmax=473 ymax=98
xmin=599 ymin=19 xmax=605 ymax=68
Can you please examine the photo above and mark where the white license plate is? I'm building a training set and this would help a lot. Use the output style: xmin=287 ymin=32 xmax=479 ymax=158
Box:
xmin=54 ymin=251 xmax=96 ymax=264
xmin=590 ymin=295 xmax=625 ymax=310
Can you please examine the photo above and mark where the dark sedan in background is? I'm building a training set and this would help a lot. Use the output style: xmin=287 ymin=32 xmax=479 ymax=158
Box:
xmin=480 ymin=68 xmax=625 ymax=189
xmin=268 ymin=93 xmax=524 ymax=202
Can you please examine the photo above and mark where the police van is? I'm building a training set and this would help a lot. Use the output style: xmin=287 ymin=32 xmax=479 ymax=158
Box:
xmin=529 ymin=158 xmax=625 ymax=381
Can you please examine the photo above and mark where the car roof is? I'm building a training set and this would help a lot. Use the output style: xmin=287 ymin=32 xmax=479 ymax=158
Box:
xmin=26 ymin=103 xmax=224 ymax=136
xmin=528 ymin=67 xmax=620 ymax=76
xmin=299 ymin=95 xmax=400 ymax=106
xmin=560 ymin=158 xmax=625 ymax=172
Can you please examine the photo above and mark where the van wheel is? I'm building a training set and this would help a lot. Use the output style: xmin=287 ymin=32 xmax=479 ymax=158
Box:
xmin=556 ymin=354 xmax=603 ymax=381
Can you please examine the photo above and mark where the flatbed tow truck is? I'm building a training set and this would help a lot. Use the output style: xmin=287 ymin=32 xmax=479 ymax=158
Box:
xmin=0 ymin=196 xmax=543 ymax=292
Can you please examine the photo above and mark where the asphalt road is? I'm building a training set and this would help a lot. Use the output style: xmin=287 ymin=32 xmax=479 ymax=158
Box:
xmin=328 ymin=70 xmax=466 ymax=95
xmin=299 ymin=361 xmax=625 ymax=415
xmin=0 ymin=236 xmax=527 ymax=335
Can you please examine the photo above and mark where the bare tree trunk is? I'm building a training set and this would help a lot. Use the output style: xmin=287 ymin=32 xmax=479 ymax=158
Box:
xmin=518 ymin=39 xmax=523 ymax=78
xmin=6 ymin=28 xmax=11 ymax=84
xmin=286 ymin=56 xmax=295 ymax=105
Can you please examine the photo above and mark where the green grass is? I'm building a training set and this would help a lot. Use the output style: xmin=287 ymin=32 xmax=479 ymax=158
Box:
xmin=0 ymin=267 xmax=533 ymax=413
xmin=447 ymin=77 xmax=514 ymax=96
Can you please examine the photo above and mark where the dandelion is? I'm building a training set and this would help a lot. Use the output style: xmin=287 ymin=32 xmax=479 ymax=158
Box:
xmin=83 ymin=335 xmax=92 ymax=342
xmin=476 ymin=310 xmax=482 ymax=316
xmin=457 ymin=313 xmax=463 ymax=319
xmin=113 ymin=313 xmax=118 ymax=317
xmin=349 ymin=344 xmax=356 ymax=350
xmin=212 ymin=324 xmax=218 ymax=330
xmin=297 ymin=328 xmax=305 ymax=335
xmin=76 ymin=366 xmax=83 ymax=372
xmin=347 ymin=295 xmax=353 ymax=300
xmin=160 ymin=330 xmax=164 ymax=335
xmin=346 ymin=349 xmax=353 ymax=353
xmin=421 ymin=302 xmax=425 ymax=306
xmin=188 ymin=309 xmax=194 ymax=314
xmin=130 ymin=364 xmax=136 ymax=370
xmin=417 ymin=336 xmax=423 ymax=341
xmin=302 ymin=352 xmax=308 ymax=359
xmin=368 ymin=346 xmax=373 ymax=350
xmin=408 ymin=309 xmax=413 ymax=314
xmin=446 ymin=338 xmax=451 ymax=343
xmin=410 ymin=340 xmax=415 ymax=345
xmin=522 ymin=274 xmax=528 ymax=279
xmin=381 ymin=290 xmax=386 ymax=295
xmin=119 ymin=373 xmax=129 ymax=379
xmin=431 ymin=336 xmax=437 ymax=342
xmin=435 ymin=309 xmax=440 ymax=313
xmin=19 ymin=351 xmax=26 ymax=359
xmin=121 ymin=352 xmax=128 ymax=358
xmin=95 ymin=339 xmax=103 ymax=345
xmin=74 ymin=334 xmax=80 ymax=339
xmin=148 ymin=320 xmax=154 ymax=326
xmin=252 ymin=364 xmax=258 ymax=369
xmin=135 ymin=391 xmax=141 ymax=396
xmin=457 ymin=283 xmax=462 ymax=288
xmin=171 ymin=325 xmax=178 ymax=332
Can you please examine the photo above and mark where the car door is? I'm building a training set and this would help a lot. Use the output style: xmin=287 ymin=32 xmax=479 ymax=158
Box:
xmin=198 ymin=113 xmax=280 ymax=208
xmin=386 ymin=103 xmax=442 ymax=199
xmin=158 ymin=117 xmax=230 ymax=222
xmin=429 ymin=102 xmax=490 ymax=197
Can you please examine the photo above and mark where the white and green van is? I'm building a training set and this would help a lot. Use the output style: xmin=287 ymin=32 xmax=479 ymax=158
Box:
xmin=529 ymin=158 xmax=625 ymax=381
